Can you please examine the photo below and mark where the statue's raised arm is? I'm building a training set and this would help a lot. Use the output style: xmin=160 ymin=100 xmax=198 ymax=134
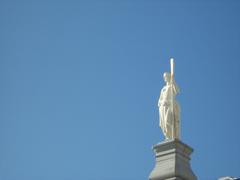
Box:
xmin=158 ymin=58 xmax=181 ymax=140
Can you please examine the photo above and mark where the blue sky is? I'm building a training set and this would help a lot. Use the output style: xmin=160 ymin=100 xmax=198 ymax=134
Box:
xmin=0 ymin=1 xmax=240 ymax=180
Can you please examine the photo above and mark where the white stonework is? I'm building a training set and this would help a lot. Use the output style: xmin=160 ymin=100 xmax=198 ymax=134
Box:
xmin=158 ymin=59 xmax=180 ymax=140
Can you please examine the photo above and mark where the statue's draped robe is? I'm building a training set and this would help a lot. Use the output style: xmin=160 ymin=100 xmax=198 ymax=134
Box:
xmin=158 ymin=82 xmax=180 ymax=139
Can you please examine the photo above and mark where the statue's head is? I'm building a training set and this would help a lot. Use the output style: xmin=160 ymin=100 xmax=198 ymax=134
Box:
xmin=163 ymin=72 xmax=170 ymax=83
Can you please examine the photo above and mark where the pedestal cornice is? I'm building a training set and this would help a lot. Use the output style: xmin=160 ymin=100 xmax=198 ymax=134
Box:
xmin=149 ymin=139 xmax=197 ymax=180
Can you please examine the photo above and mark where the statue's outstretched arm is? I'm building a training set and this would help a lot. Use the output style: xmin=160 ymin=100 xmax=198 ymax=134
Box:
xmin=173 ymin=80 xmax=180 ymax=94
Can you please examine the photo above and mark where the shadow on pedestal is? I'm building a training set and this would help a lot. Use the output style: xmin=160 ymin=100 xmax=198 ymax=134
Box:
xmin=149 ymin=139 xmax=197 ymax=180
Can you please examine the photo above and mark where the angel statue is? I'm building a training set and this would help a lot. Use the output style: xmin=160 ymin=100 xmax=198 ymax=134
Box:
xmin=158 ymin=59 xmax=180 ymax=140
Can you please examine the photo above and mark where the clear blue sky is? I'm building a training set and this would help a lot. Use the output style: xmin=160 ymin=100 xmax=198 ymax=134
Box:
xmin=0 ymin=1 xmax=240 ymax=180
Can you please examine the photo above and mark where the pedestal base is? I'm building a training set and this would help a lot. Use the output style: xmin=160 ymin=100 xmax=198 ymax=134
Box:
xmin=149 ymin=139 xmax=197 ymax=180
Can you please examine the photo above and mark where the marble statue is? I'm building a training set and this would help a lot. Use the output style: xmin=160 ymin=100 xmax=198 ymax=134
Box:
xmin=158 ymin=59 xmax=180 ymax=140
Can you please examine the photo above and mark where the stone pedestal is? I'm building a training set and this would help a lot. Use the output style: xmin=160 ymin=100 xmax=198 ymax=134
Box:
xmin=149 ymin=139 xmax=197 ymax=180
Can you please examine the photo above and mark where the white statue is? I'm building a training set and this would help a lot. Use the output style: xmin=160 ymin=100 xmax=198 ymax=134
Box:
xmin=158 ymin=59 xmax=180 ymax=140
